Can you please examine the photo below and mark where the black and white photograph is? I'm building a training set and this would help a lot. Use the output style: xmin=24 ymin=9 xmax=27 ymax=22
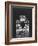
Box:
xmin=16 ymin=15 xmax=29 ymax=38
xmin=5 ymin=2 xmax=37 ymax=44
xmin=11 ymin=6 xmax=32 ymax=38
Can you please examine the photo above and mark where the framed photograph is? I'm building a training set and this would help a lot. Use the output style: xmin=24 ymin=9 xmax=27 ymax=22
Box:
xmin=5 ymin=1 xmax=37 ymax=45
